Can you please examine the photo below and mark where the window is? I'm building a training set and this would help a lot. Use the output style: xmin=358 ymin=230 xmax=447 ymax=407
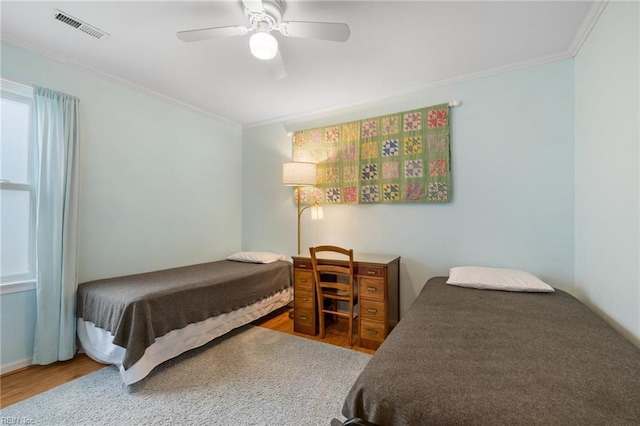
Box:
xmin=1 ymin=79 xmax=35 ymax=290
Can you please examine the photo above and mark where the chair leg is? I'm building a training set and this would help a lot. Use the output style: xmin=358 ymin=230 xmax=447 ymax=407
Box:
xmin=348 ymin=308 xmax=353 ymax=348
xmin=318 ymin=299 xmax=325 ymax=339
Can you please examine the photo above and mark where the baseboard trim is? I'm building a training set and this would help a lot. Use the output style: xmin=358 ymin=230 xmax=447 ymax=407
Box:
xmin=1 ymin=357 xmax=33 ymax=376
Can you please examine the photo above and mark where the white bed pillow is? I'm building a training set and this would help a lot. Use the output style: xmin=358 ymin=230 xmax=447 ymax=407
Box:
xmin=446 ymin=266 xmax=554 ymax=293
xmin=226 ymin=251 xmax=287 ymax=264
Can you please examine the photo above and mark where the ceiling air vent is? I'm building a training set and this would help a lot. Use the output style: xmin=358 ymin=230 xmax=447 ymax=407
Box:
xmin=53 ymin=9 xmax=110 ymax=39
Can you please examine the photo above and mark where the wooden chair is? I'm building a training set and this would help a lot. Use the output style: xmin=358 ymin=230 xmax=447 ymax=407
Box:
xmin=309 ymin=245 xmax=358 ymax=347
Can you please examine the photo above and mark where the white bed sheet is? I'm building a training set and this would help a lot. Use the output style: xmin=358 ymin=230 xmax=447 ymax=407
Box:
xmin=77 ymin=287 xmax=292 ymax=385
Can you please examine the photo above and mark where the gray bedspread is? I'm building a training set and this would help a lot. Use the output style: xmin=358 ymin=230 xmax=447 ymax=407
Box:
xmin=77 ymin=260 xmax=292 ymax=369
xmin=343 ymin=276 xmax=640 ymax=425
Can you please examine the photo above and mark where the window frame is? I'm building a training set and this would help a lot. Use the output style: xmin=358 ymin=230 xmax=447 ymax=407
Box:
xmin=1 ymin=79 xmax=36 ymax=294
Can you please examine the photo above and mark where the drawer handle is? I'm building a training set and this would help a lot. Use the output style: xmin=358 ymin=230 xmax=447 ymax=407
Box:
xmin=300 ymin=315 xmax=308 ymax=320
xmin=366 ymin=270 xmax=376 ymax=275
xmin=366 ymin=308 xmax=377 ymax=313
xmin=301 ymin=297 xmax=308 ymax=301
xmin=366 ymin=286 xmax=377 ymax=292
xmin=299 ymin=264 xmax=307 ymax=268
xmin=366 ymin=329 xmax=378 ymax=335
xmin=299 ymin=278 xmax=308 ymax=283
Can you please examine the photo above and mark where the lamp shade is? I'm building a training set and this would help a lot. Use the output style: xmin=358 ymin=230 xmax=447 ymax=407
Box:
xmin=282 ymin=162 xmax=317 ymax=186
xmin=250 ymin=32 xmax=278 ymax=60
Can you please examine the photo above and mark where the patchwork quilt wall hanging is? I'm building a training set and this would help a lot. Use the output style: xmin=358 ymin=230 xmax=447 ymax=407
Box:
xmin=292 ymin=103 xmax=451 ymax=204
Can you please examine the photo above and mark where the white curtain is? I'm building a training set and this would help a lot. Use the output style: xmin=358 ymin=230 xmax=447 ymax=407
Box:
xmin=32 ymin=87 xmax=80 ymax=364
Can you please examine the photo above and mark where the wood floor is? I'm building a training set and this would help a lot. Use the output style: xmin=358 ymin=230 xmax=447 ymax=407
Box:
xmin=0 ymin=306 xmax=374 ymax=409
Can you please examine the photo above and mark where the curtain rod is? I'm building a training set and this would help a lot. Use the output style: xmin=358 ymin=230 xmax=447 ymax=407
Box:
xmin=283 ymin=99 xmax=462 ymax=136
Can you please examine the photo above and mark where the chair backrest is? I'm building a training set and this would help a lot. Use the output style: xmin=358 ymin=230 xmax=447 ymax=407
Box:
xmin=309 ymin=245 xmax=355 ymax=294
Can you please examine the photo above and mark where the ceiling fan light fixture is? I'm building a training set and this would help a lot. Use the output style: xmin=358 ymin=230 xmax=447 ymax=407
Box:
xmin=249 ymin=31 xmax=278 ymax=60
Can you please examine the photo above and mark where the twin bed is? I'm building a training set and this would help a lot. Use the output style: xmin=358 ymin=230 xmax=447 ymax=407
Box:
xmin=77 ymin=259 xmax=640 ymax=424
xmin=76 ymin=258 xmax=292 ymax=385
xmin=340 ymin=276 xmax=640 ymax=424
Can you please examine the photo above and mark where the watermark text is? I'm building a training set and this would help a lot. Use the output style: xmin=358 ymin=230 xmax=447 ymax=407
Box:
xmin=1 ymin=417 xmax=35 ymax=425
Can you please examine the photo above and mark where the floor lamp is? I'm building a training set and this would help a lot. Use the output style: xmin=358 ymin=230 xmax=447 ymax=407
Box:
xmin=282 ymin=162 xmax=323 ymax=255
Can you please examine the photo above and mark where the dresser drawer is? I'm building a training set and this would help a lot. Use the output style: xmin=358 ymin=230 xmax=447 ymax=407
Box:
xmin=359 ymin=277 xmax=386 ymax=301
xmin=357 ymin=265 xmax=384 ymax=278
xmin=294 ymin=259 xmax=313 ymax=270
xmin=294 ymin=289 xmax=315 ymax=310
xmin=360 ymin=319 xmax=386 ymax=343
xmin=294 ymin=271 xmax=314 ymax=292
xmin=293 ymin=307 xmax=316 ymax=335
xmin=360 ymin=298 xmax=386 ymax=322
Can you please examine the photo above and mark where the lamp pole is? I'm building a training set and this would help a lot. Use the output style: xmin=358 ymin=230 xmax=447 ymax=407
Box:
xmin=298 ymin=204 xmax=318 ymax=256
xmin=282 ymin=162 xmax=318 ymax=255
xmin=296 ymin=185 xmax=302 ymax=255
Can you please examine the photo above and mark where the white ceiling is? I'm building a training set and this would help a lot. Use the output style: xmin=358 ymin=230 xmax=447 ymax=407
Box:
xmin=1 ymin=1 xmax=599 ymax=127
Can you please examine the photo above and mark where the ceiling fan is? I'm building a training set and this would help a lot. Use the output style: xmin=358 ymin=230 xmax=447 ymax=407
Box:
xmin=176 ymin=0 xmax=350 ymax=79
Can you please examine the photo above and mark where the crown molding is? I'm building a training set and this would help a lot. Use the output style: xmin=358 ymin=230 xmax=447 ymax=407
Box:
xmin=0 ymin=35 xmax=242 ymax=128
xmin=250 ymin=49 xmax=575 ymax=130
xmin=245 ymin=1 xmax=610 ymax=130
xmin=568 ymin=0 xmax=608 ymax=56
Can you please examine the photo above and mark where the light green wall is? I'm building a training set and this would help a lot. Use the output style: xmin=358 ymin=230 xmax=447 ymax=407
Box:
xmin=574 ymin=1 xmax=640 ymax=346
xmin=243 ymin=59 xmax=576 ymax=314
xmin=0 ymin=41 xmax=243 ymax=369
xmin=0 ymin=290 xmax=36 ymax=372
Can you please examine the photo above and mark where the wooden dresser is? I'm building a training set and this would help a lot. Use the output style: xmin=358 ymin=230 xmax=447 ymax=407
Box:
xmin=291 ymin=253 xmax=400 ymax=350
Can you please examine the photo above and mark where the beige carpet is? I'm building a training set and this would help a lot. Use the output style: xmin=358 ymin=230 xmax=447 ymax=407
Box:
xmin=0 ymin=325 xmax=371 ymax=425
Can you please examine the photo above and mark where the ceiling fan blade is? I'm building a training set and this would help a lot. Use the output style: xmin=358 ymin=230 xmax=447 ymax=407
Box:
xmin=269 ymin=50 xmax=287 ymax=80
xmin=241 ymin=0 xmax=265 ymax=13
xmin=177 ymin=25 xmax=249 ymax=42
xmin=279 ymin=21 xmax=350 ymax=42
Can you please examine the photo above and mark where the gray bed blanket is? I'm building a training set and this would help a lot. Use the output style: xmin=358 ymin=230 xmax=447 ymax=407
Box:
xmin=77 ymin=260 xmax=292 ymax=369
xmin=343 ymin=276 xmax=640 ymax=425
